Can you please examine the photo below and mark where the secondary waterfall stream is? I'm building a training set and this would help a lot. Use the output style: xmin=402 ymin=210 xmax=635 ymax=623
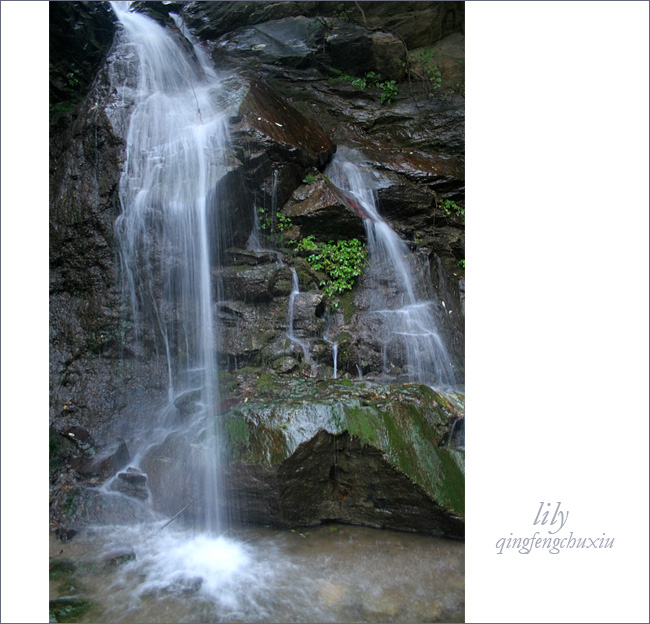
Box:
xmin=110 ymin=1 xmax=230 ymax=532
xmin=326 ymin=148 xmax=457 ymax=389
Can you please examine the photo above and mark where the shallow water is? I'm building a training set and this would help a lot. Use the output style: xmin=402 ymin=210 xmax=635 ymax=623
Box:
xmin=50 ymin=524 xmax=464 ymax=623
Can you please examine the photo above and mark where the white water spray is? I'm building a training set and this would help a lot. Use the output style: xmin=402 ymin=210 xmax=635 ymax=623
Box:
xmin=110 ymin=2 xmax=231 ymax=531
xmin=326 ymin=148 xmax=456 ymax=388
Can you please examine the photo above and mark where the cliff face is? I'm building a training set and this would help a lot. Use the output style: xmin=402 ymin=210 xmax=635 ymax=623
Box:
xmin=49 ymin=1 xmax=464 ymax=536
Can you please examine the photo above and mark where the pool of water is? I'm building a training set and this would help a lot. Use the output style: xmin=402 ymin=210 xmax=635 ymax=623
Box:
xmin=50 ymin=524 xmax=464 ymax=623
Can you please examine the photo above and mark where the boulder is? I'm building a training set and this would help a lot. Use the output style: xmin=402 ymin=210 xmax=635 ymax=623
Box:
xmin=214 ymin=16 xmax=326 ymax=68
xmin=140 ymin=379 xmax=464 ymax=537
xmin=112 ymin=467 xmax=149 ymax=500
xmin=280 ymin=175 xmax=367 ymax=241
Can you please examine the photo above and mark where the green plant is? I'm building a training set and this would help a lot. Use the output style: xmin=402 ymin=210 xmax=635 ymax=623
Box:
xmin=258 ymin=206 xmax=293 ymax=235
xmin=328 ymin=69 xmax=398 ymax=105
xmin=295 ymin=234 xmax=317 ymax=253
xmin=277 ymin=214 xmax=293 ymax=232
xmin=378 ymin=79 xmax=398 ymax=104
xmin=303 ymin=238 xmax=367 ymax=299
xmin=65 ymin=65 xmax=83 ymax=89
xmin=257 ymin=206 xmax=273 ymax=232
xmin=302 ymin=173 xmax=316 ymax=184
xmin=439 ymin=199 xmax=464 ymax=217
xmin=416 ymin=48 xmax=443 ymax=90
xmin=334 ymin=2 xmax=354 ymax=21
xmin=457 ymin=259 xmax=465 ymax=269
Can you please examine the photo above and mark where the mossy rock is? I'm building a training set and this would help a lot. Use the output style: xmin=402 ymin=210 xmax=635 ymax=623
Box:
xmin=49 ymin=598 xmax=92 ymax=623
xmin=224 ymin=379 xmax=464 ymax=525
xmin=49 ymin=558 xmax=77 ymax=581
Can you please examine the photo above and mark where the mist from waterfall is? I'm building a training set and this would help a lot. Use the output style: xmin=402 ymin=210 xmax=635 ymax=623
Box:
xmin=110 ymin=1 xmax=231 ymax=532
xmin=326 ymin=148 xmax=457 ymax=389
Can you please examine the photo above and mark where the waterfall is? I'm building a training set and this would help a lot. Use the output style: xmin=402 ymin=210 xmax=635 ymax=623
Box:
xmin=110 ymin=2 xmax=230 ymax=532
xmin=326 ymin=148 xmax=457 ymax=389
xmin=286 ymin=268 xmax=313 ymax=371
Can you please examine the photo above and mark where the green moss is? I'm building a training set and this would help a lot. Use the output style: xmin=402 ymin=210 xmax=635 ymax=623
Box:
xmin=49 ymin=598 xmax=92 ymax=623
xmin=49 ymin=559 xmax=76 ymax=581
xmin=255 ymin=372 xmax=283 ymax=396
xmin=344 ymin=403 xmax=383 ymax=447
xmin=337 ymin=289 xmax=356 ymax=323
xmin=225 ymin=415 xmax=250 ymax=447
xmin=61 ymin=489 xmax=84 ymax=521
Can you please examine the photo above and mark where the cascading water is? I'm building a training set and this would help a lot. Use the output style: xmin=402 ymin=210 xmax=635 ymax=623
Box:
xmin=287 ymin=268 xmax=314 ymax=372
xmin=326 ymin=148 xmax=457 ymax=389
xmin=110 ymin=2 xmax=231 ymax=532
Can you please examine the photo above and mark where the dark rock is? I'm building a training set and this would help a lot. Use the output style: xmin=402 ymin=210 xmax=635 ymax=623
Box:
xmin=54 ymin=527 xmax=79 ymax=543
xmin=83 ymin=440 xmax=130 ymax=478
xmin=235 ymin=79 xmax=336 ymax=168
xmin=333 ymin=123 xmax=464 ymax=191
xmin=214 ymin=16 xmax=326 ymax=68
xmin=218 ymin=263 xmax=293 ymax=304
xmin=112 ymin=468 xmax=149 ymax=500
xmin=61 ymin=427 xmax=95 ymax=451
xmin=281 ymin=175 xmax=366 ymax=241
xmin=350 ymin=1 xmax=465 ymax=49
xmin=49 ymin=2 xmax=116 ymax=117
xmin=183 ymin=1 xmax=319 ymax=42
xmin=174 ymin=389 xmax=203 ymax=417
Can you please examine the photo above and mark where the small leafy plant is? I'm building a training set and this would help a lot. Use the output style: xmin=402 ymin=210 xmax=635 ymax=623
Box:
xmin=329 ymin=69 xmax=399 ymax=105
xmin=298 ymin=237 xmax=367 ymax=299
xmin=65 ymin=64 xmax=83 ymax=89
xmin=457 ymin=259 xmax=465 ymax=269
xmin=258 ymin=207 xmax=293 ymax=235
xmin=295 ymin=234 xmax=318 ymax=253
xmin=302 ymin=173 xmax=316 ymax=184
xmin=415 ymin=48 xmax=442 ymax=90
xmin=334 ymin=2 xmax=355 ymax=21
xmin=439 ymin=199 xmax=464 ymax=217
xmin=378 ymin=79 xmax=398 ymax=104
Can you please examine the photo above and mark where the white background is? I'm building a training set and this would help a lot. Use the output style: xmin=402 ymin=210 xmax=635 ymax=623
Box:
xmin=1 ymin=1 xmax=648 ymax=622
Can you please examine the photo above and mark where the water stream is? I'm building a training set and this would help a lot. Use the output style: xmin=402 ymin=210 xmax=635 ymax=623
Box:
xmin=49 ymin=525 xmax=464 ymax=623
xmin=326 ymin=149 xmax=457 ymax=389
xmin=287 ymin=268 xmax=315 ymax=373
xmin=110 ymin=1 xmax=230 ymax=531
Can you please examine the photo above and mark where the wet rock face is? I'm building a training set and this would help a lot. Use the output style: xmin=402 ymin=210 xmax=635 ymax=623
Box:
xmin=49 ymin=1 xmax=117 ymax=118
xmin=276 ymin=430 xmax=463 ymax=536
xmin=50 ymin=2 xmax=465 ymax=535
xmin=282 ymin=176 xmax=367 ymax=241
xmin=133 ymin=379 xmax=464 ymax=537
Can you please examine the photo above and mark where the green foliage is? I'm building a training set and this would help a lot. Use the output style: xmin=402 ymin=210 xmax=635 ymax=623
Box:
xmin=439 ymin=199 xmax=464 ymax=217
xmin=414 ymin=48 xmax=443 ymax=90
xmin=65 ymin=64 xmax=83 ymax=89
xmin=457 ymin=259 xmax=465 ymax=269
xmin=277 ymin=214 xmax=293 ymax=232
xmin=378 ymin=79 xmax=398 ymax=104
xmin=295 ymin=234 xmax=318 ymax=252
xmin=299 ymin=237 xmax=367 ymax=299
xmin=329 ymin=69 xmax=398 ymax=105
xmin=257 ymin=206 xmax=273 ymax=232
xmin=302 ymin=173 xmax=316 ymax=184
xmin=334 ymin=2 xmax=355 ymax=21
xmin=258 ymin=206 xmax=293 ymax=236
